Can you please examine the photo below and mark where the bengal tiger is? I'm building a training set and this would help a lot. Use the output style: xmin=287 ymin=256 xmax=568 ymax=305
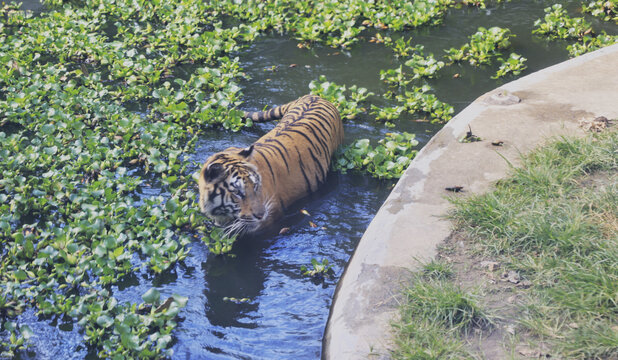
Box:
xmin=198 ymin=94 xmax=343 ymax=236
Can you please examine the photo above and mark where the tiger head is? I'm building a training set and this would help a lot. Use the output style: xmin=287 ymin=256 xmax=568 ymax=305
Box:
xmin=198 ymin=145 xmax=270 ymax=235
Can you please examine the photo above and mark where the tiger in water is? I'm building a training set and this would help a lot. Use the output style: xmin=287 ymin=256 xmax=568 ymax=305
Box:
xmin=198 ymin=94 xmax=343 ymax=236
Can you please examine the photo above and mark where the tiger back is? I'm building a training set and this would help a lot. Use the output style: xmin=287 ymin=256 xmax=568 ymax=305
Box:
xmin=198 ymin=94 xmax=343 ymax=235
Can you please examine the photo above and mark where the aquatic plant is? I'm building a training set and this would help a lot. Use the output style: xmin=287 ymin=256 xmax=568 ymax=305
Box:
xmin=206 ymin=0 xmax=453 ymax=48
xmin=203 ymin=227 xmax=237 ymax=256
xmin=492 ymin=53 xmax=528 ymax=79
xmin=381 ymin=44 xmax=444 ymax=88
xmin=335 ymin=132 xmax=419 ymax=179
xmin=394 ymin=86 xmax=454 ymax=123
xmin=533 ymin=4 xmax=592 ymax=40
xmin=301 ymin=258 xmax=334 ymax=279
xmin=309 ymin=75 xmax=373 ymax=120
xmin=533 ymin=4 xmax=617 ymax=57
xmin=362 ymin=0 xmax=453 ymax=30
xmin=403 ymin=46 xmax=446 ymax=80
xmin=444 ymin=27 xmax=514 ymax=66
xmin=0 ymin=0 xmax=257 ymax=356
xmin=380 ymin=66 xmax=413 ymax=88
xmin=385 ymin=36 xmax=416 ymax=58
xmin=461 ymin=0 xmax=487 ymax=8
xmin=567 ymin=32 xmax=618 ymax=57
xmin=582 ymin=0 xmax=617 ymax=22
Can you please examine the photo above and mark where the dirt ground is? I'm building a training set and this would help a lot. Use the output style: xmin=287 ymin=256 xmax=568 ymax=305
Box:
xmin=437 ymin=159 xmax=617 ymax=360
xmin=437 ymin=232 xmax=552 ymax=360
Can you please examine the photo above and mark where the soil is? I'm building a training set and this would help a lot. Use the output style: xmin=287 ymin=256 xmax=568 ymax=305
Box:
xmin=436 ymin=232 xmax=551 ymax=360
xmin=435 ymin=161 xmax=617 ymax=360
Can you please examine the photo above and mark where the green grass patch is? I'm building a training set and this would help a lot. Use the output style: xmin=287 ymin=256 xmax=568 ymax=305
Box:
xmin=449 ymin=129 xmax=618 ymax=358
xmin=392 ymin=266 xmax=490 ymax=359
xmin=392 ymin=319 xmax=477 ymax=360
xmin=393 ymin=129 xmax=617 ymax=359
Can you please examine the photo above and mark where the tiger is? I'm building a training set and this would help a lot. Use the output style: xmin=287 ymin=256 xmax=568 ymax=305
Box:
xmin=198 ymin=94 xmax=344 ymax=236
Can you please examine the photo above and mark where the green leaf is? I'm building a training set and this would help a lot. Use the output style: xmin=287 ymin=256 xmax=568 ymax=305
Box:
xmin=96 ymin=314 xmax=114 ymax=328
xmin=41 ymin=124 xmax=55 ymax=134
xmin=120 ymin=332 xmax=140 ymax=351
xmin=20 ymin=325 xmax=34 ymax=340
xmin=14 ymin=270 xmax=28 ymax=281
xmin=142 ymin=288 xmax=161 ymax=304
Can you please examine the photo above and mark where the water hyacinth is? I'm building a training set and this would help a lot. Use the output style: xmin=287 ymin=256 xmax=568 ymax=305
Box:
xmin=532 ymin=4 xmax=617 ymax=57
xmin=581 ymin=0 xmax=617 ymax=22
xmin=445 ymin=26 xmax=515 ymax=66
xmin=533 ymin=4 xmax=593 ymax=40
xmin=566 ymin=32 xmax=618 ymax=57
xmin=206 ymin=0 xmax=453 ymax=48
xmin=0 ymin=0 xmax=255 ymax=357
xmin=335 ymin=132 xmax=420 ymax=179
xmin=492 ymin=53 xmax=528 ymax=79
xmin=309 ymin=75 xmax=373 ymax=120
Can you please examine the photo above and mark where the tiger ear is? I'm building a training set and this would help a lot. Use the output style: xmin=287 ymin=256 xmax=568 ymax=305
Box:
xmin=238 ymin=145 xmax=254 ymax=158
xmin=204 ymin=163 xmax=225 ymax=182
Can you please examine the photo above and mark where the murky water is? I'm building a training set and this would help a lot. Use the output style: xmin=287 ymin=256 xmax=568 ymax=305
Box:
xmin=14 ymin=0 xmax=617 ymax=358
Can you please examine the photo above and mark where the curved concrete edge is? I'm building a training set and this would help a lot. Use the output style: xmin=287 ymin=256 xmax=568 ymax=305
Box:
xmin=323 ymin=44 xmax=618 ymax=360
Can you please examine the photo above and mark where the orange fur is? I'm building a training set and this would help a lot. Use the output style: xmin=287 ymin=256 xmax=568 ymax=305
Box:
xmin=198 ymin=95 xmax=343 ymax=235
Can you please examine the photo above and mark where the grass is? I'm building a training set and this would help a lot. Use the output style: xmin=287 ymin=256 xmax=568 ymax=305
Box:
xmin=392 ymin=129 xmax=617 ymax=359
xmin=392 ymin=261 xmax=490 ymax=360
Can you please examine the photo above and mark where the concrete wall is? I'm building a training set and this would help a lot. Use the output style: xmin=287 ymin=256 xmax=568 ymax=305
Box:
xmin=323 ymin=44 xmax=618 ymax=359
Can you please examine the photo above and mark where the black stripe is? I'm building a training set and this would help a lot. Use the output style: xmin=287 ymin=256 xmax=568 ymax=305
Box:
xmin=306 ymin=146 xmax=327 ymax=181
xmin=295 ymin=147 xmax=313 ymax=193
xmin=284 ymin=129 xmax=323 ymax=156
xmin=302 ymin=118 xmax=330 ymax=150
xmin=263 ymin=139 xmax=291 ymax=173
xmin=260 ymin=142 xmax=290 ymax=173
xmin=276 ymin=195 xmax=286 ymax=210
xmin=297 ymin=123 xmax=330 ymax=156
xmin=308 ymin=109 xmax=334 ymax=134
xmin=208 ymin=185 xmax=221 ymax=202
xmin=255 ymin=148 xmax=276 ymax=183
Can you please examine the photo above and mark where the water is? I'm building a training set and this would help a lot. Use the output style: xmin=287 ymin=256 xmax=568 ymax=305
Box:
xmin=13 ymin=0 xmax=617 ymax=359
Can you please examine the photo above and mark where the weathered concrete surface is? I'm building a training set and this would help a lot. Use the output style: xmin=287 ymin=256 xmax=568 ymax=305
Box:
xmin=323 ymin=44 xmax=618 ymax=359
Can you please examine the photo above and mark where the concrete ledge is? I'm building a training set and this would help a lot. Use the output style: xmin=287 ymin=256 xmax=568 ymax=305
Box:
xmin=323 ymin=44 xmax=618 ymax=359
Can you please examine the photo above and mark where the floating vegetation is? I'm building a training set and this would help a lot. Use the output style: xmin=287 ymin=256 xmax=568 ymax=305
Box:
xmin=0 ymin=0 xmax=255 ymax=357
xmin=203 ymin=227 xmax=237 ymax=256
xmin=492 ymin=53 xmax=528 ymax=79
xmin=335 ymin=132 xmax=420 ymax=179
xmin=384 ymin=36 xmax=416 ymax=58
xmin=533 ymin=4 xmax=593 ymax=40
xmin=533 ymin=4 xmax=617 ymax=56
xmin=308 ymin=75 xmax=373 ymax=120
xmin=581 ymin=0 xmax=617 ymax=22
xmin=445 ymin=27 xmax=515 ymax=66
xmin=222 ymin=297 xmax=251 ymax=304
xmin=381 ymin=44 xmax=445 ymax=84
xmin=403 ymin=46 xmax=446 ymax=80
xmin=205 ymin=0 xmax=452 ymax=48
xmin=567 ymin=32 xmax=618 ymax=56
xmin=301 ymin=258 xmax=334 ymax=280
xmin=395 ymin=86 xmax=455 ymax=123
